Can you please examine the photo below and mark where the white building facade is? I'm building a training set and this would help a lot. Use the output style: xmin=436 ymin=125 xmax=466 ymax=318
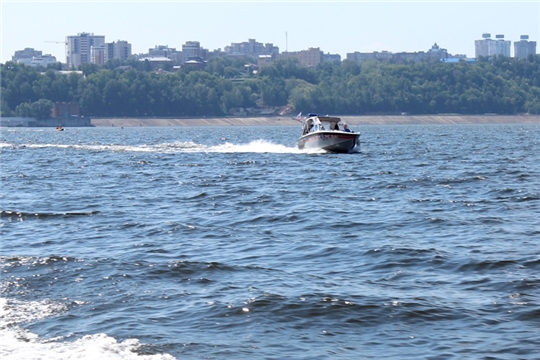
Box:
xmin=224 ymin=39 xmax=279 ymax=58
xmin=475 ymin=33 xmax=511 ymax=58
xmin=91 ymin=45 xmax=106 ymax=66
xmin=66 ymin=32 xmax=105 ymax=68
xmin=12 ymin=48 xmax=58 ymax=66
xmin=105 ymin=40 xmax=132 ymax=62
xmin=12 ymin=48 xmax=42 ymax=61
xmin=514 ymin=35 xmax=537 ymax=59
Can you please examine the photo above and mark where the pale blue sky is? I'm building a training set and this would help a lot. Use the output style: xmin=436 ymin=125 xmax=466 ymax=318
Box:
xmin=1 ymin=1 xmax=539 ymax=64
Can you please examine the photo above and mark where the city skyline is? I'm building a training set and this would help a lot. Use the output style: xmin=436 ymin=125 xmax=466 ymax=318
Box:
xmin=1 ymin=1 xmax=539 ymax=64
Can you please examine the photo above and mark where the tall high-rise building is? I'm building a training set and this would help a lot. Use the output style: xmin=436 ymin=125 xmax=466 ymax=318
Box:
xmin=475 ymin=33 xmax=510 ymax=58
xmin=66 ymin=32 xmax=105 ymax=68
xmin=514 ymin=35 xmax=537 ymax=59
xmin=182 ymin=41 xmax=207 ymax=63
xmin=105 ymin=40 xmax=132 ymax=62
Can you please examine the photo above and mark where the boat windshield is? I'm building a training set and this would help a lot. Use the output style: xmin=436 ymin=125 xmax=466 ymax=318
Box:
xmin=302 ymin=116 xmax=343 ymax=134
xmin=302 ymin=117 xmax=322 ymax=134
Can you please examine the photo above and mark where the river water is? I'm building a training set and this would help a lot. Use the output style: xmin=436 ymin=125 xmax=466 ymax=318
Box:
xmin=1 ymin=123 xmax=539 ymax=359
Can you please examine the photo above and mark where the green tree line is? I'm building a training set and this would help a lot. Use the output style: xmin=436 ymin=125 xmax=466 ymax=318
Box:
xmin=2 ymin=55 xmax=540 ymax=118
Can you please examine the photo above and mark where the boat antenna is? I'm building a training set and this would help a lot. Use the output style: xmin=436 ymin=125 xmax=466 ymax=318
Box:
xmin=286 ymin=31 xmax=288 ymax=53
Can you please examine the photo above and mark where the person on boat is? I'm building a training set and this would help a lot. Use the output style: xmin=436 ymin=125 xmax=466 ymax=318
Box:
xmin=343 ymin=124 xmax=351 ymax=132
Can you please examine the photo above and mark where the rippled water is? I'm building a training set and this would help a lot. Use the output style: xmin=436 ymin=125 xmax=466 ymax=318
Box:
xmin=1 ymin=124 xmax=539 ymax=359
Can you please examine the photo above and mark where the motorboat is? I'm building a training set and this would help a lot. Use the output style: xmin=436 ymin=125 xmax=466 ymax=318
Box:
xmin=297 ymin=114 xmax=360 ymax=153
xmin=55 ymin=126 xmax=64 ymax=131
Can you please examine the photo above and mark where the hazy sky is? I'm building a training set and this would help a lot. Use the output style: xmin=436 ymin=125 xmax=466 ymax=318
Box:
xmin=1 ymin=1 xmax=539 ymax=63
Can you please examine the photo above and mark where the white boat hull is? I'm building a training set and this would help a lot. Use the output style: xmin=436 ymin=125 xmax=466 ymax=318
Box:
xmin=297 ymin=131 xmax=360 ymax=153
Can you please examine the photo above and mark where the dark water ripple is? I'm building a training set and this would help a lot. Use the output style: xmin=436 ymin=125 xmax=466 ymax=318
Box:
xmin=1 ymin=124 xmax=539 ymax=359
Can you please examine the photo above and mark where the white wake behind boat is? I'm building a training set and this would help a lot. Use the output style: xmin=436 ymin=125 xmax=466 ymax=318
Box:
xmin=297 ymin=114 xmax=360 ymax=153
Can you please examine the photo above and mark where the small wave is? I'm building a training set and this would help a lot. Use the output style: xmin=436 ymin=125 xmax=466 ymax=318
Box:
xmin=436 ymin=176 xmax=487 ymax=186
xmin=457 ymin=259 xmax=519 ymax=272
xmin=0 ymin=210 xmax=100 ymax=220
xmin=0 ymin=297 xmax=175 ymax=359
xmin=0 ymin=256 xmax=89 ymax=272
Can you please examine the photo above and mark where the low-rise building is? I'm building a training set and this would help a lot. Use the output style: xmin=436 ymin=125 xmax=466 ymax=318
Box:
xmin=12 ymin=48 xmax=59 ymax=66
xmin=347 ymin=43 xmax=447 ymax=63
xmin=323 ymin=53 xmax=341 ymax=62
xmin=51 ymin=102 xmax=81 ymax=118
xmin=12 ymin=48 xmax=42 ymax=61
xmin=138 ymin=56 xmax=173 ymax=69
xmin=347 ymin=51 xmax=393 ymax=62
xmin=278 ymin=47 xmax=323 ymax=67
xmin=16 ymin=54 xmax=58 ymax=67
xmin=257 ymin=54 xmax=274 ymax=68
xmin=224 ymin=38 xmax=279 ymax=58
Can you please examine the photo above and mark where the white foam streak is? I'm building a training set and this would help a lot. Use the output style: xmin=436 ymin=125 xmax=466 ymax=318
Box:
xmin=205 ymin=139 xmax=300 ymax=153
xmin=2 ymin=143 xmax=161 ymax=153
xmin=1 ymin=298 xmax=67 ymax=327
xmin=1 ymin=140 xmax=301 ymax=154
xmin=0 ymin=298 xmax=175 ymax=360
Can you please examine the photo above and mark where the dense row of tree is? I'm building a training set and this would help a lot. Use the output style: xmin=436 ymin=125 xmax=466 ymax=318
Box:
xmin=2 ymin=55 xmax=540 ymax=119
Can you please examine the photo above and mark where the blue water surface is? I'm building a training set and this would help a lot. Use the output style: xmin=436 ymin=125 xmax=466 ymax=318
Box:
xmin=1 ymin=124 xmax=539 ymax=359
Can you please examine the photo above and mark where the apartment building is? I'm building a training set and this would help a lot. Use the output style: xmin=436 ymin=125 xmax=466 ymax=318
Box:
xmin=475 ymin=33 xmax=511 ymax=58
xmin=12 ymin=48 xmax=42 ymax=61
xmin=11 ymin=47 xmax=59 ymax=66
xmin=224 ymin=39 xmax=279 ymax=58
xmin=278 ymin=47 xmax=323 ymax=67
xmin=514 ymin=35 xmax=537 ymax=59
xmin=91 ymin=45 xmax=105 ymax=65
xmin=182 ymin=41 xmax=208 ymax=63
xmin=105 ymin=40 xmax=132 ymax=62
xmin=66 ymin=32 xmax=105 ymax=68
xmin=347 ymin=51 xmax=393 ymax=62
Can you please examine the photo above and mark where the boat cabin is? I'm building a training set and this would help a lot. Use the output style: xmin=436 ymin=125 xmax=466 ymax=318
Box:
xmin=301 ymin=115 xmax=343 ymax=135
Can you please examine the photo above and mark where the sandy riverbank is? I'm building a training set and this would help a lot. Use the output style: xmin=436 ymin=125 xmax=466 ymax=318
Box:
xmin=91 ymin=115 xmax=540 ymax=127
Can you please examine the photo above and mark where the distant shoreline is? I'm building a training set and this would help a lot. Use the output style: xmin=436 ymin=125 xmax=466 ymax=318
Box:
xmin=90 ymin=115 xmax=540 ymax=127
